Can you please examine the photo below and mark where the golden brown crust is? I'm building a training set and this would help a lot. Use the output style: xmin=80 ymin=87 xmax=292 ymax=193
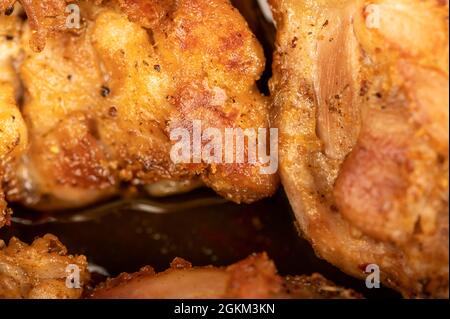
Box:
xmin=0 ymin=194 xmax=11 ymax=228
xmin=115 ymin=0 xmax=173 ymax=28
xmin=0 ymin=0 xmax=171 ymax=52
xmin=0 ymin=234 xmax=90 ymax=299
xmin=89 ymin=253 xmax=362 ymax=299
xmin=0 ymin=0 xmax=74 ymax=52
xmin=3 ymin=0 xmax=278 ymax=209
xmin=0 ymin=11 xmax=28 ymax=226
xmin=226 ymin=253 xmax=284 ymax=298
xmin=270 ymin=0 xmax=449 ymax=298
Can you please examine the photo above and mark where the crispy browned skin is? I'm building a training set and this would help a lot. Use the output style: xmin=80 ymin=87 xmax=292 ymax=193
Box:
xmin=0 ymin=9 xmax=27 ymax=227
xmin=89 ymin=253 xmax=361 ymax=299
xmin=0 ymin=234 xmax=90 ymax=299
xmin=0 ymin=1 xmax=171 ymax=52
xmin=270 ymin=0 xmax=449 ymax=298
xmin=0 ymin=0 xmax=278 ymax=210
xmin=0 ymin=0 xmax=79 ymax=52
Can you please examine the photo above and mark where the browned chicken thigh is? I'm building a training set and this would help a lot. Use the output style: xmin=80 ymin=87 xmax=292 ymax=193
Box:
xmin=0 ymin=234 xmax=90 ymax=299
xmin=0 ymin=241 xmax=360 ymax=300
xmin=90 ymin=253 xmax=361 ymax=299
xmin=0 ymin=10 xmax=27 ymax=227
xmin=0 ymin=0 xmax=279 ymax=211
xmin=270 ymin=0 xmax=449 ymax=297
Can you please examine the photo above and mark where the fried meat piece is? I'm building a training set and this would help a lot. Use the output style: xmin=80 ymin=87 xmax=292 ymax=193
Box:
xmin=0 ymin=0 xmax=75 ymax=52
xmin=2 ymin=0 xmax=278 ymax=210
xmin=270 ymin=0 xmax=449 ymax=297
xmin=0 ymin=234 xmax=90 ymax=299
xmin=89 ymin=253 xmax=361 ymax=299
xmin=0 ymin=10 xmax=28 ymax=227
xmin=0 ymin=82 xmax=24 ymax=227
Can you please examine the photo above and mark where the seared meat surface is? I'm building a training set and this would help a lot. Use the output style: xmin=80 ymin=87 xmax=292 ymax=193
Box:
xmin=0 ymin=0 xmax=74 ymax=52
xmin=0 ymin=234 xmax=90 ymax=299
xmin=90 ymin=253 xmax=361 ymax=299
xmin=270 ymin=0 xmax=449 ymax=297
xmin=3 ymin=0 xmax=447 ymax=300
xmin=0 ymin=243 xmax=361 ymax=299
xmin=0 ymin=10 xmax=27 ymax=227
xmin=0 ymin=0 xmax=278 ymax=211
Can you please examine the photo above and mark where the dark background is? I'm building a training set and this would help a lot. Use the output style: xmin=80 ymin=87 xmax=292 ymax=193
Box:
xmin=1 ymin=189 xmax=400 ymax=298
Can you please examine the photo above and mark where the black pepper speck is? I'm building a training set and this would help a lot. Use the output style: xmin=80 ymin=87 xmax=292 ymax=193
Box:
xmin=101 ymin=86 xmax=111 ymax=97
